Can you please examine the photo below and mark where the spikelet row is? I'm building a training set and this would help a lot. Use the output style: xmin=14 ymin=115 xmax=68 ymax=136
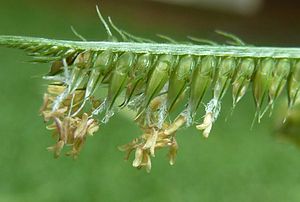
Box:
xmin=40 ymin=47 xmax=300 ymax=171
xmin=6 ymin=7 xmax=298 ymax=172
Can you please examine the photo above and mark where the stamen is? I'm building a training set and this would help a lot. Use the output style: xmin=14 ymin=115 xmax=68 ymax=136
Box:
xmin=196 ymin=98 xmax=221 ymax=138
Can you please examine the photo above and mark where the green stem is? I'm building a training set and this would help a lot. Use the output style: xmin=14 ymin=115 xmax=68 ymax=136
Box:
xmin=1 ymin=35 xmax=300 ymax=59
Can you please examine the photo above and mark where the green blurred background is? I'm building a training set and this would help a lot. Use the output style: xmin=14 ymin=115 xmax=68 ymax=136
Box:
xmin=1 ymin=0 xmax=300 ymax=201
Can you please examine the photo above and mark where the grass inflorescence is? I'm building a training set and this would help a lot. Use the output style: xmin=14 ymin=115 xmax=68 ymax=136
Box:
xmin=1 ymin=7 xmax=300 ymax=172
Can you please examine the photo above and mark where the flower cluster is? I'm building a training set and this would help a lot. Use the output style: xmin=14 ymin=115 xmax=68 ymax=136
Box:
xmin=34 ymin=14 xmax=300 ymax=172
xmin=40 ymin=84 xmax=99 ymax=158
xmin=119 ymin=115 xmax=185 ymax=172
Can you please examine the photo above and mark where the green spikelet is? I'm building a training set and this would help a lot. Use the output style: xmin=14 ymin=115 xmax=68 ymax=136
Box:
xmin=232 ymin=58 xmax=256 ymax=107
xmin=107 ymin=52 xmax=136 ymax=110
xmin=252 ymin=58 xmax=274 ymax=121
xmin=122 ymin=53 xmax=155 ymax=107
xmin=213 ymin=57 xmax=236 ymax=101
xmin=188 ymin=56 xmax=216 ymax=116
xmin=167 ymin=55 xmax=194 ymax=112
xmin=268 ymin=59 xmax=291 ymax=112
xmin=143 ymin=54 xmax=176 ymax=108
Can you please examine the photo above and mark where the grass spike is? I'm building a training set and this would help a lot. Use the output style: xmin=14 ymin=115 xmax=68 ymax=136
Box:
xmin=1 ymin=8 xmax=300 ymax=172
